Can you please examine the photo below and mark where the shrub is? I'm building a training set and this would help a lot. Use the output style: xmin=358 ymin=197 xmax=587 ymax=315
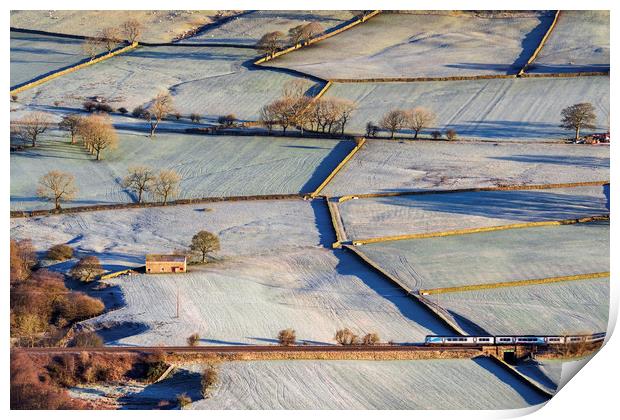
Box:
xmin=173 ymin=112 xmax=181 ymax=120
xmin=445 ymin=129 xmax=457 ymax=140
xmin=46 ymin=244 xmax=74 ymax=261
xmin=277 ymin=328 xmax=296 ymax=346
xmin=83 ymin=101 xmax=97 ymax=112
xmin=141 ymin=351 xmax=169 ymax=382
xmin=118 ymin=107 xmax=128 ymax=114
xmin=362 ymin=332 xmax=380 ymax=346
xmin=187 ymin=333 xmax=200 ymax=347
xmin=218 ymin=114 xmax=237 ymax=127
xmin=177 ymin=393 xmax=192 ymax=409
xmin=11 ymin=94 xmax=18 ymax=102
xmin=190 ymin=113 xmax=201 ymax=123
xmin=132 ymin=105 xmax=146 ymax=118
xmin=335 ymin=328 xmax=358 ymax=345
xmin=201 ymin=365 xmax=219 ymax=398
xmin=95 ymin=103 xmax=114 ymax=113
xmin=71 ymin=331 xmax=104 ymax=348
xmin=431 ymin=130 xmax=442 ymax=140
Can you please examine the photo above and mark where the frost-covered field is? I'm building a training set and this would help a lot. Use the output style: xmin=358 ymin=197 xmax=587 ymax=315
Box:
xmin=339 ymin=185 xmax=609 ymax=240
xmin=360 ymin=222 xmax=609 ymax=291
xmin=10 ymin=10 xmax=228 ymax=43
xmin=10 ymin=199 xmax=332 ymax=270
xmin=188 ymin=358 xmax=548 ymax=409
xmin=10 ymin=32 xmax=101 ymax=87
xmin=180 ymin=10 xmax=354 ymax=45
xmin=322 ymin=76 xmax=609 ymax=139
xmin=514 ymin=359 xmax=563 ymax=394
xmin=10 ymin=132 xmax=352 ymax=211
xmin=270 ymin=12 xmax=552 ymax=79
xmin=528 ymin=11 xmax=609 ymax=74
xmin=322 ymin=140 xmax=609 ymax=196
xmin=431 ymin=277 xmax=609 ymax=336
xmin=83 ymin=248 xmax=452 ymax=345
xmin=15 ymin=45 xmax=315 ymax=121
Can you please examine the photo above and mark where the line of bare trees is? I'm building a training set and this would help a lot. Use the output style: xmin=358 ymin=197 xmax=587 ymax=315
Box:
xmin=82 ymin=19 xmax=143 ymax=59
xmin=257 ymin=22 xmax=325 ymax=57
xmin=259 ymin=80 xmax=356 ymax=136
xmin=372 ymin=107 xmax=438 ymax=139
xmin=122 ymin=166 xmax=182 ymax=205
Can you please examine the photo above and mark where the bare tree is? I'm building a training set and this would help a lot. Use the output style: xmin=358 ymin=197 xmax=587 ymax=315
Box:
xmin=334 ymin=328 xmax=359 ymax=345
xmin=77 ymin=114 xmax=118 ymax=160
xmin=82 ymin=37 xmax=103 ymax=59
xmin=560 ymin=103 xmax=597 ymax=141
xmin=59 ymin=114 xmax=82 ymax=144
xmin=122 ymin=166 xmax=155 ymax=203
xmin=257 ymin=31 xmax=284 ymax=57
xmin=14 ymin=112 xmax=52 ymax=147
xmin=146 ymin=92 xmax=175 ymax=137
xmin=282 ymin=79 xmax=312 ymax=99
xmin=362 ymin=332 xmax=380 ymax=345
xmin=152 ymin=169 xmax=181 ymax=205
xmin=189 ymin=230 xmax=220 ymax=263
xmin=405 ymin=107 xmax=436 ymax=139
xmin=70 ymin=256 xmax=104 ymax=282
xmin=445 ymin=128 xmax=458 ymax=140
xmin=37 ymin=171 xmax=77 ymax=210
xmin=187 ymin=333 xmax=200 ymax=347
xmin=288 ymin=22 xmax=324 ymax=46
xmin=332 ymin=99 xmax=356 ymax=136
xmin=99 ymin=27 xmax=122 ymax=52
xmin=366 ymin=121 xmax=378 ymax=137
xmin=380 ymin=110 xmax=408 ymax=139
xmin=278 ymin=328 xmax=296 ymax=346
xmin=201 ymin=366 xmax=219 ymax=398
xmin=259 ymin=104 xmax=277 ymax=134
xmin=121 ymin=19 xmax=143 ymax=43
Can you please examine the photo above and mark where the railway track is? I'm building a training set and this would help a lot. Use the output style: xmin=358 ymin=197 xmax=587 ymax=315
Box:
xmin=18 ymin=344 xmax=483 ymax=354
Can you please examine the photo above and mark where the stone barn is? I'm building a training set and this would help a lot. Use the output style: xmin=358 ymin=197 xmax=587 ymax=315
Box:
xmin=145 ymin=254 xmax=187 ymax=274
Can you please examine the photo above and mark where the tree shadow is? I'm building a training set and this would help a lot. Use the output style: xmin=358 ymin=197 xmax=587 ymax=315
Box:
xmin=299 ymin=140 xmax=356 ymax=194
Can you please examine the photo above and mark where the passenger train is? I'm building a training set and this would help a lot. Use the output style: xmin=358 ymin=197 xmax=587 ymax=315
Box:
xmin=425 ymin=332 xmax=606 ymax=346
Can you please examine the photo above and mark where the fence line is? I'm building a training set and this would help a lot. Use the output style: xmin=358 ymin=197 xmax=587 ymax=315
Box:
xmin=338 ymin=181 xmax=610 ymax=202
xmin=10 ymin=42 xmax=138 ymax=94
xmin=418 ymin=272 xmax=610 ymax=296
xmin=350 ymin=215 xmax=609 ymax=245
xmin=310 ymin=138 xmax=367 ymax=198
xmin=517 ymin=10 xmax=561 ymax=76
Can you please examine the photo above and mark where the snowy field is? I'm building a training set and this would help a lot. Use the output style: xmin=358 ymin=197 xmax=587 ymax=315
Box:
xmin=10 ymin=131 xmax=353 ymax=211
xmin=322 ymin=76 xmax=609 ymax=139
xmin=83 ymin=248 xmax=452 ymax=346
xmin=15 ymin=45 xmax=317 ymax=121
xmin=322 ymin=140 xmax=610 ymax=197
xmin=339 ymin=185 xmax=609 ymax=240
xmin=10 ymin=31 xmax=102 ymax=88
xmin=359 ymin=221 xmax=609 ymax=291
xmin=10 ymin=10 xmax=228 ymax=43
xmin=269 ymin=12 xmax=553 ymax=79
xmin=69 ymin=359 xmax=548 ymax=409
xmin=430 ymin=277 xmax=609 ymax=336
xmin=528 ymin=11 xmax=609 ymax=74
xmin=514 ymin=359 xmax=563 ymax=394
xmin=10 ymin=199 xmax=333 ymax=271
xmin=179 ymin=10 xmax=354 ymax=45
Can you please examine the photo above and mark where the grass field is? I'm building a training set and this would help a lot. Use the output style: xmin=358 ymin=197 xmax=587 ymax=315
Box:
xmin=10 ymin=199 xmax=334 ymax=271
xmin=429 ymin=277 xmax=609 ymax=336
xmin=322 ymin=140 xmax=609 ymax=197
xmin=269 ymin=12 xmax=553 ymax=79
xmin=360 ymin=221 xmax=609 ymax=291
xmin=322 ymin=76 xmax=609 ymax=139
xmin=339 ymin=185 xmax=609 ymax=240
xmin=10 ymin=10 xmax=230 ymax=43
xmin=10 ymin=131 xmax=353 ymax=211
xmin=83 ymin=248 xmax=452 ymax=346
xmin=10 ymin=31 xmax=103 ymax=88
xmin=179 ymin=10 xmax=354 ymax=45
xmin=15 ymin=45 xmax=317 ymax=121
xmin=528 ymin=11 xmax=609 ymax=74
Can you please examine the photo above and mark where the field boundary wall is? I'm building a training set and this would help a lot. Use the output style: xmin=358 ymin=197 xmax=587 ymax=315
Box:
xmin=326 ymin=198 xmax=348 ymax=247
xmin=418 ymin=272 xmax=610 ymax=296
xmin=350 ymin=215 xmax=609 ymax=245
xmin=342 ymin=244 xmax=467 ymax=335
xmin=10 ymin=193 xmax=303 ymax=218
xmin=517 ymin=10 xmax=561 ymax=76
xmin=338 ymin=181 xmax=610 ymax=202
xmin=10 ymin=41 xmax=138 ymax=94
xmin=310 ymin=138 xmax=366 ymax=198
xmin=488 ymin=354 xmax=555 ymax=398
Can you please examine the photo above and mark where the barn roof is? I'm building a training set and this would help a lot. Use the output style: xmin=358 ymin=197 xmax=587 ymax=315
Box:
xmin=145 ymin=254 xmax=186 ymax=262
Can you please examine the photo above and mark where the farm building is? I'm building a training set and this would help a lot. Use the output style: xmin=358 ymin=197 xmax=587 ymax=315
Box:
xmin=145 ymin=254 xmax=187 ymax=274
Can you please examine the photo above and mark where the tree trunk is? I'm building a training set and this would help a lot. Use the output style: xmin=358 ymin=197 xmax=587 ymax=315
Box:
xmin=96 ymin=149 xmax=101 ymax=160
xmin=414 ymin=130 xmax=419 ymax=139
xmin=575 ymin=126 xmax=580 ymax=141
xmin=137 ymin=189 xmax=143 ymax=203
xmin=390 ymin=130 xmax=395 ymax=139
xmin=54 ymin=197 xmax=61 ymax=210
xmin=32 ymin=136 xmax=36 ymax=147
xmin=201 ymin=252 xmax=206 ymax=263
xmin=150 ymin=121 xmax=158 ymax=137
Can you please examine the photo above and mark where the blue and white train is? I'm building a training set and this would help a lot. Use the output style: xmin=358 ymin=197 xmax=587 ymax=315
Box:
xmin=425 ymin=333 xmax=606 ymax=346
